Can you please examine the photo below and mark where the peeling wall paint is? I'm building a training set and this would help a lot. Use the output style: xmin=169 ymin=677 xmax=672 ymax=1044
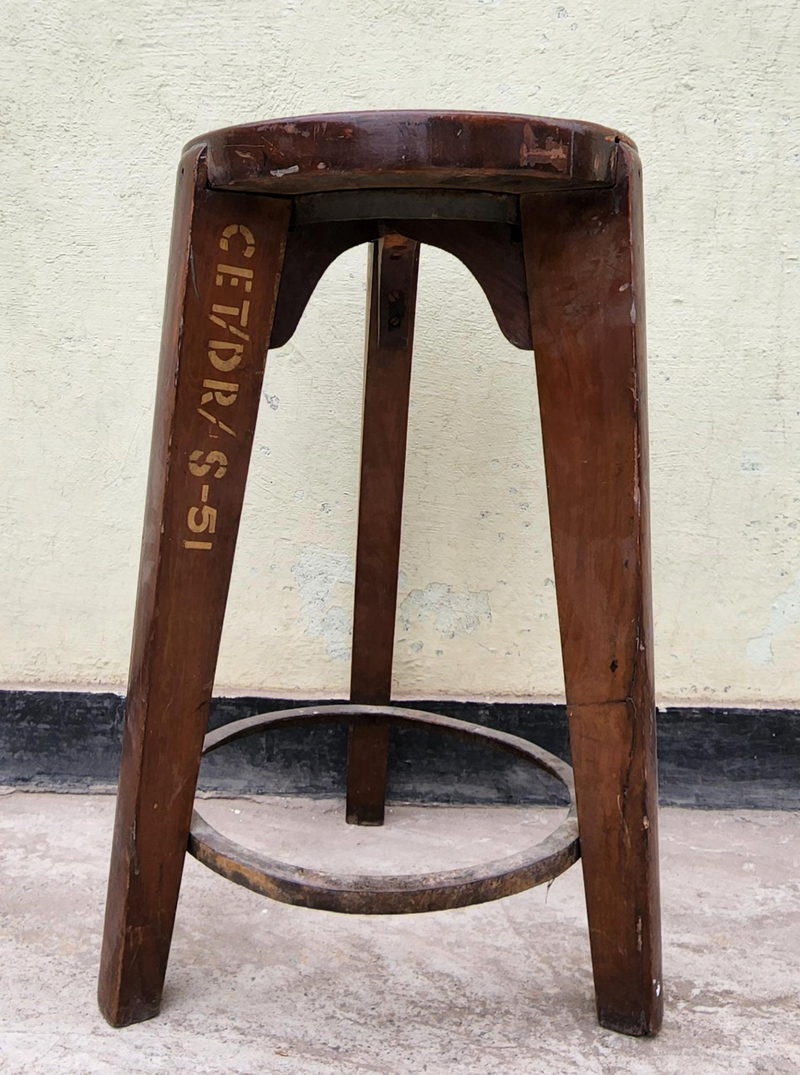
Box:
xmin=400 ymin=584 xmax=492 ymax=641
xmin=2 ymin=0 xmax=800 ymax=705
xmin=292 ymin=546 xmax=354 ymax=661
xmin=746 ymin=573 xmax=800 ymax=668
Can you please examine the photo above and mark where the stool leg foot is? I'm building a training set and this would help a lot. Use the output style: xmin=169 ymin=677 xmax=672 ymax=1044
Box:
xmin=98 ymin=148 xmax=289 ymax=1026
xmin=522 ymin=143 xmax=663 ymax=1037
xmin=346 ymin=235 xmax=420 ymax=825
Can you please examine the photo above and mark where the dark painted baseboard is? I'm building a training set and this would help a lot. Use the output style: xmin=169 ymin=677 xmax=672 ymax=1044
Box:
xmin=1 ymin=690 xmax=798 ymax=809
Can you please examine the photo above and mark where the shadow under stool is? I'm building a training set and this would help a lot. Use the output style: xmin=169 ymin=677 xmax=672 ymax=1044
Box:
xmin=98 ymin=110 xmax=663 ymax=1038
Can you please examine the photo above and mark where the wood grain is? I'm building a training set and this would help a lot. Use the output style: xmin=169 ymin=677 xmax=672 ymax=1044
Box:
xmin=190 ymin=703 xmax=579 ymax=913
xmin=97 ymin=147 xmax=290 ymax=1027
xmin=521 ymin=140 xmax=662 ymax=1036
xmin=271 ymin=214 xmax=530 ymax=351
xmin=346 ymin=235 xmax=420 ymax=825
xmin=99 ymin=113 xmax=661 ymax=1037
xmin=396 ymin=217 xmax=530 ymax=348
xmin=271 ymin=219 xmax=378 ymax=348
xmin=188 ymin=111 xmax=627 ymax=195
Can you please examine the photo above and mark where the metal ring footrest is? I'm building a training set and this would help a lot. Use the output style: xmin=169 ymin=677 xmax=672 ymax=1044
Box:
xmin=188 ymin=704 xmax=580 ymax=915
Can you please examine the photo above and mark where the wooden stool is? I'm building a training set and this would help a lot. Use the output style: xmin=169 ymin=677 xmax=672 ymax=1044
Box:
xmin=98 ymin=111 xmax=662 ymax=1037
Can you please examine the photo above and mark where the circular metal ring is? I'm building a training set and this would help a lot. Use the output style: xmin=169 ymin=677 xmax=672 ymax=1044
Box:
xmin=188 ymin=704 xmax=579 ymax=915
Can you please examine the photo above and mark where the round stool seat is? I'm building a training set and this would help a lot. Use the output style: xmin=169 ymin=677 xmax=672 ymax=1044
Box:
xmin=186 ymin=110 xmax=634 ymax=195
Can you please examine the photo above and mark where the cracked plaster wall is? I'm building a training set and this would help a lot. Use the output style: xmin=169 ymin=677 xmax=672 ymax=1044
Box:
xmin=2 ymin=0 xmax=799 ymax=705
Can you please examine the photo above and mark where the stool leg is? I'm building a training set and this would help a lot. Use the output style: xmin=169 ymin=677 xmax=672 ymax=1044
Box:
xmin=346 ymin=234 xmax=420 ymax=825
xmin=97 ymin=147 xmax=289 ymax=1027
xmin=521 ymin=142 xmax=663 ymax=1036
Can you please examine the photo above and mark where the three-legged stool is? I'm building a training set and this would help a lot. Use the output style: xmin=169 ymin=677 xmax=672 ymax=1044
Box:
xmin=98 ymin=111 xmax=662 ymax=1037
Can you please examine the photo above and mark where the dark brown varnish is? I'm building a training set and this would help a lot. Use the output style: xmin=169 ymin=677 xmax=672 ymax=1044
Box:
xmin=521 ymin=142 xmax=662 ymax=1035
xmin=347 ymin=234 xmax=420 ymax=825
xmin=191 ymin=703 xmax=580 ymax=913
xmin=99 ymin=112 xmax=663 ymax=1038
xmin=97 ymin=148 xmax=290 ymax=1028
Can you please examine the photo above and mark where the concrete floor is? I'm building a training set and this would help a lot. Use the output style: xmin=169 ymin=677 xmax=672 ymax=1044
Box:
xmin=1 ymin=794 xmax=798 ymax=1075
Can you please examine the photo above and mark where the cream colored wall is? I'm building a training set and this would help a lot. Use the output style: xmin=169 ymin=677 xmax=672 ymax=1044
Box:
xmin=2 ymin=0 xmax=799 ymax=705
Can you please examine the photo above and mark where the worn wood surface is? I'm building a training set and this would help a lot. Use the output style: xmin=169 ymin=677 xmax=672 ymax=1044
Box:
xmin=270 ymin=219 xmax=377 ymax=348
xmin=99 ymin=112 xmax=661 ymax=1037
xmin=271 ymin=213 xmax=530 ymax=350
xmin=190 ymin=703 xmax=579 ymax=912
xmin=97 ymin=147 xmax=290 ymax=1028
xmin=522 ymin=140 xmax=662 ymax=1036
xmin=187 ymin=111 xmax=628 ymax=195
xmin=397 ymin=218 xmax=531 ymax=348
xmin=346 ymin=235 xmax=420 ymax=825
